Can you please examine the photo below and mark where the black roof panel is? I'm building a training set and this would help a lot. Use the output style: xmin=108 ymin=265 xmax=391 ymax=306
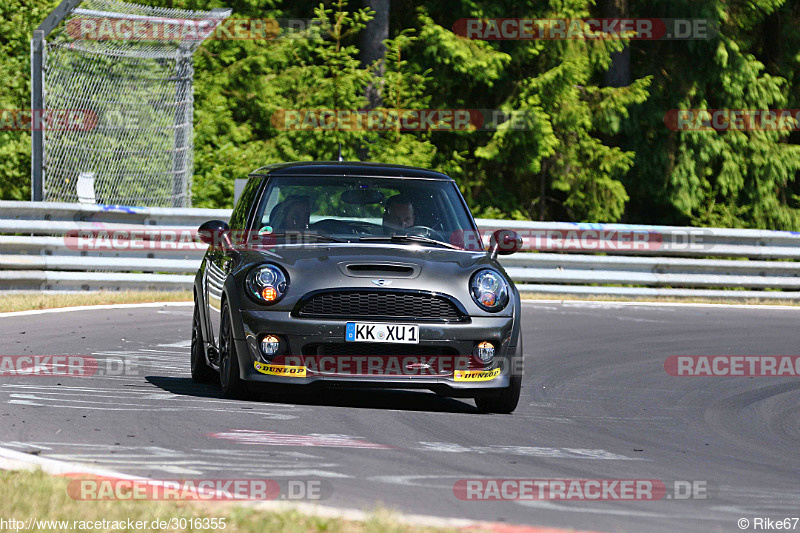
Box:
xmin=249 ymin=161 xmax=453 ymax=181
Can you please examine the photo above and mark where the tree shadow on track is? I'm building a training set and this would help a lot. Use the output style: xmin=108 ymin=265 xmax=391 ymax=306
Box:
xmin=145 ymin=376 xmax=479 ymax=414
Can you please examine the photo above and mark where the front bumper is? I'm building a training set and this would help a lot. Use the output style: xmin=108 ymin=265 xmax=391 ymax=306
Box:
xmin=234 ymin=309 xmax=518 ymax=395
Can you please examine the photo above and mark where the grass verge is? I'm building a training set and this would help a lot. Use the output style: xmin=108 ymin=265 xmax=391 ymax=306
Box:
xmin=0 ymin=469 xmax=470 ymax=533
xmin=0 ymin=291 xmax=193 ymax=313
xmin=519 ymin=292 xmax=800 ymax=306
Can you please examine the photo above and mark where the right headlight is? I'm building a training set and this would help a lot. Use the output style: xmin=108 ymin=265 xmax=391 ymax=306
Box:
xmin=470 ymin=269 xmax=509 ymax=312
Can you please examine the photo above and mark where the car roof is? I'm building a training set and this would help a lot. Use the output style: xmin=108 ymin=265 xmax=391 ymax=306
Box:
xmin=249 ymin=161 xmax=453 ymax=181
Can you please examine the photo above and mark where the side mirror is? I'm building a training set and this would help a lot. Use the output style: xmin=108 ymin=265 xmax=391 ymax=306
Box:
xmin=197 ymin=220 xmax=231 ymax=249
xmin=488 ymin=229 xmax=523 ymax=259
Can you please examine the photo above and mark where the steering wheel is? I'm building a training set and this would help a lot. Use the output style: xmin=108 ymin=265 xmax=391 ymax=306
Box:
xmin=405 ymin=225 xmax=444 ymax=241
xmin=310 ymin=219 xmax=349 ymax=234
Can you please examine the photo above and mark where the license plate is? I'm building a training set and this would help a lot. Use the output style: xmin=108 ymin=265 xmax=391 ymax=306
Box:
xmin=345 ymin=322 xmax=419 ymax=344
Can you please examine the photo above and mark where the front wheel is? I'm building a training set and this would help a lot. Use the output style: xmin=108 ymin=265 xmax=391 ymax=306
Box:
xmin=475 ymin=340 xmax=523 ymax=414
xmin=218 ymin=302 xmax=248 ymax=399
xmin=474 ymin=372 xmax=521 ymax=414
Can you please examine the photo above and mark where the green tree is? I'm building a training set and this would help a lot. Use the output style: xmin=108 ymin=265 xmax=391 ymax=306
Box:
xmin=404 ymin=1 xmax=650 ymax=221
xmin=622 ymin=0 xmax=800 ymax=229
xmin=6 ymin=0 xmax=800 ymax=231
xmin=190 ymin=0 xmax=437 ymax=207
xmin=0 ymin=0 xmax=60 ymax=200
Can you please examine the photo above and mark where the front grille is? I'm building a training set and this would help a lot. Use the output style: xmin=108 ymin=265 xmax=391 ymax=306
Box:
xmin=301 ymin=343 xmax=476 ymax=375
xmin=293 ymin=290 xmax=466 ymax=321
xmin=303 ymin=343 xmax=459 ymax=357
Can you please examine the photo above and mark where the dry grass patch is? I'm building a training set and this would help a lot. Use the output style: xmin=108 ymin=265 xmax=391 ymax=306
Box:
xmin=0 ymin=291 xmax=192 ymax=313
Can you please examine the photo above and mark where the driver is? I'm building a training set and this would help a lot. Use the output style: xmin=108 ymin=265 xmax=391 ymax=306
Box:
xmin=382 ymin=194 xmax=415 ymax=234
xmin=269 ymin=195 xmax=311 ymax=231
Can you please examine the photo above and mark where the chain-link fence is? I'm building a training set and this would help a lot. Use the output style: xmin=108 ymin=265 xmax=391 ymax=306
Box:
xmin=40 ymin=0 xmax=229 ymax=207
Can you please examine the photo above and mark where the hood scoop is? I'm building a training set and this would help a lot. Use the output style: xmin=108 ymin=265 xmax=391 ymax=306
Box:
xmin=338 ymin=262 xmax=420 ymax=279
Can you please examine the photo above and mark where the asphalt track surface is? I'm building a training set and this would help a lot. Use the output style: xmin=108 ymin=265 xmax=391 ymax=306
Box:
xmin=1 ymin=301 xmax=799 ymax=533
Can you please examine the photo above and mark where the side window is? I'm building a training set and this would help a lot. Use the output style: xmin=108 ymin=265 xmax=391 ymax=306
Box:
xmin=229 ymin=177 xmax=262 ymax=230
xmin=249 ymin=181 xmax=282 ymax=231
xmin=259 ymin=186 xmax=282 ymax=228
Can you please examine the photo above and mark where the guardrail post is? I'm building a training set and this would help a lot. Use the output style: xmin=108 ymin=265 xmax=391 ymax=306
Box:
xmin=30 ymin=0 xmax=86 ymax=202
xmin=31 ymin=31 xmax=45 ymax=202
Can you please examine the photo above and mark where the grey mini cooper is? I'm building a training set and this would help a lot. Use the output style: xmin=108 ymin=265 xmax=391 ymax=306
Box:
xmin=192 ymin=162 xmax=524 ymax=413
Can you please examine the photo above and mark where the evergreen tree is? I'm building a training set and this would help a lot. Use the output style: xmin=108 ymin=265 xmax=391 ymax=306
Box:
xmin=5 ymin=0 xmax=800 ymax=229
xmin=622 ymin=0 xmax=800 ymax=229
xmin=0 ymin=0 xmax=60 ymax=200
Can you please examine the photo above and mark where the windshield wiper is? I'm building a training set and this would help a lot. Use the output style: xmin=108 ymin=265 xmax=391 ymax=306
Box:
xmin=250 ymin=232 xmax=345 ymax=244
xmin=359 ymin=233 xmax=461 ymax=250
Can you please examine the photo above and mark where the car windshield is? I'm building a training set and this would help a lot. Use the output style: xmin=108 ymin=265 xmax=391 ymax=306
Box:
xmin=250 ymin=175 xmax=481 ymax=250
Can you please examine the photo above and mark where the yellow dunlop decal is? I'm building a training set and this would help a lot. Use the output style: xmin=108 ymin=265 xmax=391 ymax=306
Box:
xmin=254 ymin=362 xmax=307 ymax=377
xmin=454 ymin=368 xmax=502 ymax=382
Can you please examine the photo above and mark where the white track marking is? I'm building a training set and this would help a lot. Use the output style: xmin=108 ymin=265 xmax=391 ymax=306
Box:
xmin=416 ymin=442 xmax=642 ymax=460
xmin=522 ymin=299 xmax=800 ymax=311
xmin=515 ymin=500 xmax=670 ymax=518
xmin=208 ymin=430 xmax=393 ymax=449
xmin=0 ymin=442 xmax=348 ymax=478
xmin=157 ymin=340 xmax=192 ymax=348
xmin=0 ymin=301 xmax=192 ymax=318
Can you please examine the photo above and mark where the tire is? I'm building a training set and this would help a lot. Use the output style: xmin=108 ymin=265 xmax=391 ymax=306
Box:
xmin=191 ymin=301 xmax=217 ymax=384
xmin=474 ymin=372 xmax=521 ymax=414
xmin=475 ymin=339 xmax=523 ymax=414
xmin=218 ymin=302 xmax=248 ymax=399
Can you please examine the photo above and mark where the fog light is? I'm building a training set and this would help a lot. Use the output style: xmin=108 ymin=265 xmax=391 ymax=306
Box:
xmin=476 ymin=341 xmax=495 ymax=362
xmin=261 ymin=335 xmax=281 ymax=357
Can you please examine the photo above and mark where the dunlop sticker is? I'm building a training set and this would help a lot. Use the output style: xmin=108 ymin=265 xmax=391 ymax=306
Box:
xmin=454 ymin=368 xmax=501 ymax=382
xmin=254 ymin=362 xmax=307 ymax=377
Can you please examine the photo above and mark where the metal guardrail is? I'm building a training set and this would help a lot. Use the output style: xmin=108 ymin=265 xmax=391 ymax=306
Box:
xmin=0 ymin=201 xmax=218 ymax=290
xmin=1 ymin=200 xmax=800 ymax=299
xmin=0 ymin=201 xmax=229 ymax=226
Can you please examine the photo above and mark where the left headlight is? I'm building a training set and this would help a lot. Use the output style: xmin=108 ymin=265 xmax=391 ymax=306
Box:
xmin=470 ymin=269 xmax=509 ymax=312
xmin=246 ymin=264 xmax=288 ymax=304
